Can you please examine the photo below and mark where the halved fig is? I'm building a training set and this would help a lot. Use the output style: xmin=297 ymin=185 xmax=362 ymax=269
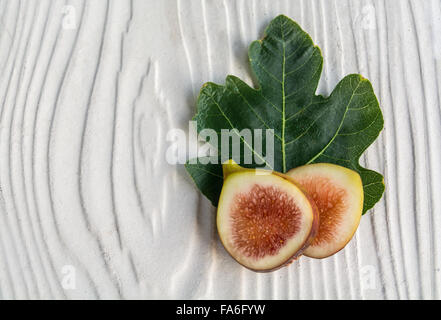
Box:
xmin=287 ymin=163 xmax=364 ymax=259
xmin=217 ymin=169 xmax=318 ymax=272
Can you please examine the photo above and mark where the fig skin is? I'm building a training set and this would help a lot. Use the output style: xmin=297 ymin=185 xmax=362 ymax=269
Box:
xmin=217 ymin=162 xmax=319 ymax=272
xmin=222 ymin=160 xmax=320 ymax=258
xmin=287 ymin=163 xmax=364 ymax=259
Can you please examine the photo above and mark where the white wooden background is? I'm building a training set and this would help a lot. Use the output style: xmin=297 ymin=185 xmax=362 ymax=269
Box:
xmin=0 ymin=0 xmax=440 ymax=300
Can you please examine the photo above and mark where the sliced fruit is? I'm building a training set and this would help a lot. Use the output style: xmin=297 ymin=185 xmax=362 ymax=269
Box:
xmin=217 ymin=169 xmax=318 ymax=271
xmin=287 ymin=163 xmax=363 ymax=259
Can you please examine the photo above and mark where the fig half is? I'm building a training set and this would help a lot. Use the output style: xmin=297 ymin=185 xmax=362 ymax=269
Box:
xmin=217 ymin=168 xmax=318 ymax=272
xmin=287 ymin=163 xmax=364 ymax=259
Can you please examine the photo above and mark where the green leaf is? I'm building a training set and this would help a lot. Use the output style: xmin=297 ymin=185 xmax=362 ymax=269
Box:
xmin=185 ymin=158 xmax=223 ymax=207
xmin=186 ymin=15 xmax=384 ymax=214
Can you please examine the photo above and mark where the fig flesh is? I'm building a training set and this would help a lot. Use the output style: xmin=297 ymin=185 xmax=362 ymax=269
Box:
xmin=287 ymin=163 xmax=363 ymax=258
xmin=217 ymin=168 xmax=318 ymax=271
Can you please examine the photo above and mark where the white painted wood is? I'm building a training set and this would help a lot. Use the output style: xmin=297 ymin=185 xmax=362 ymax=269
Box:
xmin=0 ymin=0 xmax=440 ymax=299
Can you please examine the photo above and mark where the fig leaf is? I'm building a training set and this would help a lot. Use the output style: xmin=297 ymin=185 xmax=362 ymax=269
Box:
xmin=185 ymin=15 xmax=384 ymax=214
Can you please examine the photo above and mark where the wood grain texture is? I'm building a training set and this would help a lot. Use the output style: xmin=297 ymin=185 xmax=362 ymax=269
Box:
xmin=0 ymin=0 xmax=440 ymax=299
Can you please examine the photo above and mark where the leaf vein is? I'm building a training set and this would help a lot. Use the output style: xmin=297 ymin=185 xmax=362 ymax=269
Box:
xmin=205 ymin=92 xmax=274 ymax=170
